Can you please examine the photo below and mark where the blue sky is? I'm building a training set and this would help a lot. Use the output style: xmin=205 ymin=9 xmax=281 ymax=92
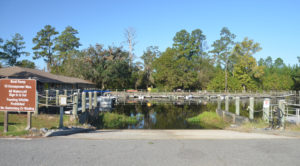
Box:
xmin=0 ymin=0 xmax=299 ymax=69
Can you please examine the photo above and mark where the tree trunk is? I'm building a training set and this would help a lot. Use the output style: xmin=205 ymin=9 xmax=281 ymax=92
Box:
xmin=225 ymin=62 xmax=228 ymax=92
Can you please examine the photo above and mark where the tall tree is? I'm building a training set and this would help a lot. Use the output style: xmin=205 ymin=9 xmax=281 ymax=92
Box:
xmin=141 ymin=46 xmax=160 ymax=87
xmin=210 ymin=27 xmax=236 ymax=92
xmin=274 ymin=58 xmax=284 ymax=68
xmin=153 ymin=48 xmax=198 ymax=90
xmin=0 ymin=33 xmax=29 ymax=66
xmin=0 ymin=38 xmax=5 ymax=67
xmin=264 ymin=56 xmax=273 ymax=68
xmin=52 ymin=26 xmax=81 ymax=74
xmin=32 ymin=25 xmax=58 ymax=72
xmin=233 ymin=37 xmax=264 ymax=90
xmin=124 ymin=27 xmax=136 ymax=66
xmin=172 ymin=29 xmax=206 ymax=60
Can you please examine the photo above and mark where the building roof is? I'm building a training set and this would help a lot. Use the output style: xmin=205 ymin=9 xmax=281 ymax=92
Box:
xmin=0 ymin=66 xmax=94 ymax=85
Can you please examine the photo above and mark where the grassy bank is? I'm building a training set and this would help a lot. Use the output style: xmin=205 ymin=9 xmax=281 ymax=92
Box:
xmin=187 ymin=111 xmax=229 ymax=129
xmin=0 ymin=112 xmax=79 ymax=137
xmin=234 ymin=119 xmax=300 ymax=132
xmin=97 ymin=112 xmax=139 ymax=129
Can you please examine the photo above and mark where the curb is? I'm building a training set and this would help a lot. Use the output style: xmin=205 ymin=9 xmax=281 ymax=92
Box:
xmin=44 ymin=128 xmax=94 ymax=137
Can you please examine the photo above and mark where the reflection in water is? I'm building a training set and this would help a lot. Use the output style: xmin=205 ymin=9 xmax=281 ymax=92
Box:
xmin=97 ymin=97 xmax=296 ymax=129
xmin=111 ymin=99 xmax=218 ymax=129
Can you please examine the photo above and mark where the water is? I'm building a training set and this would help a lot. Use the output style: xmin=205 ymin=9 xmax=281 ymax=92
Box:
xmin=93 ymin=96 xmax=300 ymax=129
xmin=94 ymin=97 xmax=270 ymax=129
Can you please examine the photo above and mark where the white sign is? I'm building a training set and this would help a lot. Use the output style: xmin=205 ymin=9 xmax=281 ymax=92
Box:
xmin=263 ymin=99 xmax=270 ymax=108
xmin=59 ymin=95 xmax=67 ymax=106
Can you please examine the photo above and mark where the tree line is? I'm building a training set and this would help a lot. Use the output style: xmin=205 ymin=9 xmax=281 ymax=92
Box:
xmin=1 ymin=25 xmax=300 ymax=90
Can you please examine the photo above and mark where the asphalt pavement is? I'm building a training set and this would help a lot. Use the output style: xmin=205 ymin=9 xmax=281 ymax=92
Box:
xmin=0 ymin=130 xmax=300 ymax=166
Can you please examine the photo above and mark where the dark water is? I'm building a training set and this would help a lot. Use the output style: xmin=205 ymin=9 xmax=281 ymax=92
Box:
xmin=96 ymin=96 xmax=299 ymax=129
xmin=96 ymin=98 xmax=265 ymax=129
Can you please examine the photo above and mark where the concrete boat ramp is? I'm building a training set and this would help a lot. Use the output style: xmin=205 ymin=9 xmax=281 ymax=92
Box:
xmin=62 ymin=129 xmax=295 ymax=140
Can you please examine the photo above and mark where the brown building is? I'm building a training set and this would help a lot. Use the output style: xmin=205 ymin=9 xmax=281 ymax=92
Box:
xmin=0 ymin=66 xmax=95 ymax=92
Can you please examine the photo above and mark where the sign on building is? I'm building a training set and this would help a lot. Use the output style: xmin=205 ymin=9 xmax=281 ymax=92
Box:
xmin=0 ymin=79 xmax=36 ymax=112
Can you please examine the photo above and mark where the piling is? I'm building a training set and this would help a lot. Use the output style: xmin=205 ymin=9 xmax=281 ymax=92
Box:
xmin=82 ymin=92 xmax=86 ymax=113
xmin=93 ymin=91 xmax=97 ymax=108
xmin=56 ymin=90 xmax=59 ymax=105
xmin=26 ymin=112 xmax=32 ymax=130
xmin=278 ymin=100 xmax=286 ymax=129
xmin=249 ymin=97 xmax=254 ymax=120
xmin=217 ymin=95 xmax=221 ymax=111
xmin=45 ymin=90 xmax=49 ymax=108
xmin=35 ymin=91 xmax=39 ymax=115
xmin=296 ymin=109 xmax=300 ymax=126
xmin=72 ymin=94 xmax=78 ymax=116
xmin=89 ymin=92 xmax=92 ymax=110
xmin=225 ymin=96 xmax=229 ymax=112
xmin=235 ymin=96 xmax=240 ymax=115
xmin=64 ymin=89 xmax=67 ymax=96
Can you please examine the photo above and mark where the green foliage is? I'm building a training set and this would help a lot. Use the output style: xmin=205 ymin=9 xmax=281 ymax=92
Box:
xmin=232 ymin=38 xmax=264 ymax=90
xmin=141 ymin=46 xmax=160 ymax=87
xmin=0 ymin=33 xmax=29 ymax=66
xmin=98 ymin=112 xmax=138 ymax=129
xmin=15 ymin=60 xmax=36 ymax=69
xmin=173 ymin=29 xmax=206 ymax=59
xmin=187 ymin=111 xmax=228 ymax=129
xmin=259 ymin=56 xmax=294 ymax=90
xmin=210 ymin=27 xmax=236 ymax=91
xmin=153 ymin=48 xmax=198 ymax=90
xmin=52 ymin=26 xmax=81 ymax=74
xmin=32 ymin=25 xmax=59 ymax=71
xmin=262 ymin=73 xmax=293 ymax=90
xmin=2 ymin=26 xmax=296 ymax=91
xmin=207 ymin=71 xmax=242 ymax=90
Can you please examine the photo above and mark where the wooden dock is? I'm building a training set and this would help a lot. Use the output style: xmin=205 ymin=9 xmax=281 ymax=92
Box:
xmin=110 ymin=90 xmax=296 ymax=100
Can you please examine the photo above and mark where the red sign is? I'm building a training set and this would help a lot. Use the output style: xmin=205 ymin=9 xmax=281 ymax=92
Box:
xmin=0 ymin=79 xmax=36 ymax=112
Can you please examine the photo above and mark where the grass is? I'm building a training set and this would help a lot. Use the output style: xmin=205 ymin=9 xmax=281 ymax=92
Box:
xmin=187 ymin=111 xmax=229 ymax=129
xmin=232 ymin=119 xmax=269 ymax=132
xmin=228 ymin=119 xmax=300 ymax=133
xmin=0 ymin=112 xmax=80 ymax=137
xmin=283 ymin=123 xmax=300 ymax=132
xmin=97 ymin=112 xmax=138 ymax=129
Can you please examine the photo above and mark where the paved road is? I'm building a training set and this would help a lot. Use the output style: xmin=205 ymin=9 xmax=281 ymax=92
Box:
xmin=1 ymin=130 xmax=300 ymax=166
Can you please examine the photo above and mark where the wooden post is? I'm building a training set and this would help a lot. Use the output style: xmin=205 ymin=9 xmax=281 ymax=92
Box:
xmin=232 ymin=114 xmax=236 ymax=123
xmin=82 ymin=92 xmax=86 ymax=113
xmin=217 ymin=95 xmax=221 ymax=111
xmin=26 ymin=112 xmax=32 ymax=130
xmin=45 ymin=90 xmax=49 ymax=108
xmin=77 ymin=89 xmax=81 ymax=101
xmin=225 ymin=96 xmax=229 ymax=112
xmin=71 ymin=89 xmax=73 ymax=103
xmin=4 ymin=111 xmax=8 ymax=133
xmin=263 ymin=98 xmax=270 ymax=122
xmin=249 ymin=97 xmax=254 ymax=120
xmin=34 ymin=91 xmax=39 ymax=116
xmin=278 ymin=100 xmax=285 ymax=129
xmin=296 ymin=109 xmax=300 ymax=126
xmin=64 ymin=89 xmax=67 ymax=96
xmin=72 ymin=94 xmax=78 ymax=116
xmin=235 ymin=96 xmax=240 ymax=115
xmin=59 ymin=107 xmax=64 ymax=128
xmin=93 ymin=91 xmax=97 ymax=108
xmin=56 ymin=90 xmax=59 ymax=105
xmin=89 ymin=92 xmax=92 ymax=110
